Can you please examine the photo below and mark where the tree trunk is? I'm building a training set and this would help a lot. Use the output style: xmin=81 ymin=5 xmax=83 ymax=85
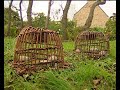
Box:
xmin=27 ymin=0 xmax=33 ymax=26
xmin=45 ymin=0 xmax=52 ymax=29
xmin=19 ymin=0 xmax=23 ymax=28
xmin=61 ymin=0 xmax=71 ymax=40
xmin=7 ymin=0 xmax=13 ymax=36
xmin=83 ymin=0 xmax=106 ymax=31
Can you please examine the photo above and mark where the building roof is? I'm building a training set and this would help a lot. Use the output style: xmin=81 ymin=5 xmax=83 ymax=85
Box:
xmin=73 ymin=1 xmax=109 ymax=18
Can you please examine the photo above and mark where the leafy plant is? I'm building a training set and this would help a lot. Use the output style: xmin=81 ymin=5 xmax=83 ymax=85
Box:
xmin=32 ymin=13 xmax=46 ymax=28
xmin=90 ymin=27 xmax=105 ymax=33
xmin=4 ymin=8 xmax=20 ymax=37
xmin=105 ymin=18 xmax=116 ymax=40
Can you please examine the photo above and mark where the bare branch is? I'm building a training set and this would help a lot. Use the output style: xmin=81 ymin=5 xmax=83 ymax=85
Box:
xmin=51 ymin=0 xmax=54 ymax=6
xmin=19 ymin=0 xmax=23 ymax=28
xmin=60 ymin=2 xmax=64 ymax=11
xmin=12 ymin=5 xmax=20 ymax=11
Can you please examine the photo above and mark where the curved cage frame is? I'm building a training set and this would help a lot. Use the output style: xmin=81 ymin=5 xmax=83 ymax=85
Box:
xmin=75 ymin=31 xmax=109 ymax=59
xmin=13 ymin=26 xmax=64 ymax=74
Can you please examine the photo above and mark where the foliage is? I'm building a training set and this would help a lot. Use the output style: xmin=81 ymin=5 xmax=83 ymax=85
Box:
xmin=81 ymin=16 xmax=116 ymax=41
xmin=4 ymin=8 xmax=20 ymax=37
xmin=90 ymin=27 xmax=105 ymax=33
xmin=89 ymin=25 xmax=116 ymax=40
xmin=66 ymin=21 xmax=85 ymax=41
xmin=105 ymin=18 xmax=116 ymax=40
xmin=67 ymin=26 xmax=83 ymax=41
xmin=4 ymin=8 xmax=20 ymax=25
xmin=4 ymin=37 xmax=116 ymax=90
xmin=66 ymin=20 xmax=76 ymax=40
xmin=48 ymin=21 xmax=61 ymax=32
xmin=32 ymin=15 xmax=80 ymax=41
xmin=32 ymin=13 xmax=61 ymax=33
xmin=32 ymin=13 xmax=46 ymax=28
xmin=4 ymin=25 xmax=18 ymax=37
xmin=32 ymin=13 xmax=62 ymax=33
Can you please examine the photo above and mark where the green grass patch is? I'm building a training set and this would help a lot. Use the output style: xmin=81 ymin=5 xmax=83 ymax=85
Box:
xmin=4 ymin=37 xmax=116 ymax=90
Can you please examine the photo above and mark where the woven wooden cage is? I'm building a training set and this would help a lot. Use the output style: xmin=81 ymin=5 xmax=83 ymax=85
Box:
xmin=13 ymin=26 xmax=64 ymax=74
xmin=75 ymin=31 xmax=109 ymax=59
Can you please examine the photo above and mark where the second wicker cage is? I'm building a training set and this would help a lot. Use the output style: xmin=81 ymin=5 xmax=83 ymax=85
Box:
xmin=75 ymin=31 xmax=109 ymax=59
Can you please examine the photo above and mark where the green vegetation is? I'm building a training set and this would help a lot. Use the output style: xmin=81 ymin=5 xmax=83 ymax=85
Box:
xmin=105 ymin=17 xmax=116 ymax=40
xmin=4 ymin=37 xmax=116 ymax=90
xmin=32 ymin=13 xmax=46 ymax=28
xmin=4 ymin=8 xmax=20 ymax=37
xmin=4 ymin=7 xmax=116 ymax=41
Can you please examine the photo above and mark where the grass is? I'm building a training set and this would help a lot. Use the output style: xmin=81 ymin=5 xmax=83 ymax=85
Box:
xmin=4 ymin=37 xmax=116 ymax=90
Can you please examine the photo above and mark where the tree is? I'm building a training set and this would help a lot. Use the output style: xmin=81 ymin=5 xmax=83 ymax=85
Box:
xmin=7 ymin=0 xmax=13 ymax=36
xmin=83 ymin=0 xmax=106 ymax=31
xmin=45 ymin=0 xmax=53 ymax=29
xmin=61 ymin=0 xmax=71 ymax=40
xmin=19 ymin=0 xmax=23 ymax=28
xmin=27 ymin=0 xmax=33 ymax=26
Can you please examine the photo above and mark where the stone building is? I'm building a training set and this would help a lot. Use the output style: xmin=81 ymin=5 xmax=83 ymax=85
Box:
xmin=73 ymin=1 xmax=109 ymax=28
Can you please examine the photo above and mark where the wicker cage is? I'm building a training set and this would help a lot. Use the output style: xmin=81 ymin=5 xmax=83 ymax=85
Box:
xmin=13 ymin=26 xmax=64 ymax=74
xmin=75 ymin=31 xmax=109 ymax=59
